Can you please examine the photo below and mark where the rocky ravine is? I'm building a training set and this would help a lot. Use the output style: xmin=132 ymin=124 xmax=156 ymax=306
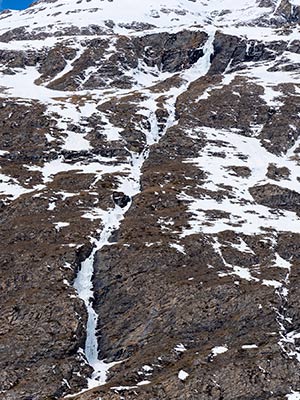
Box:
xmin=1 ymin=0 xmax=300 ymax=399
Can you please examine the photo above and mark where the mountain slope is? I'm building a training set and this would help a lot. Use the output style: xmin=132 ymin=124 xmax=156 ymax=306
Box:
xmin=1 ymin=0 xmax=300 ymax=399
xmin=0 ymin=0 xmax=273 ymax=37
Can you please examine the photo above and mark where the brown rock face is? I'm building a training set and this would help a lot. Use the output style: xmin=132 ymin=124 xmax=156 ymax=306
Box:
xmin=275 ymin=0 xmax=300 ymax=23
xmin=1 ymin=1 xmax=300 ymax=400
xmin=133 ymin=30 xmax=208 ymax=72
xmin=250 ymin=184 xmax=300 ymax=214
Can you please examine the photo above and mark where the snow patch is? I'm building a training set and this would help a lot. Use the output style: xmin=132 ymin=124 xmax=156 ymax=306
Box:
xmin=211 ymin=346 xmax=228 ymax=356
xmin=178 ymin=370 xmax=189 ymax=381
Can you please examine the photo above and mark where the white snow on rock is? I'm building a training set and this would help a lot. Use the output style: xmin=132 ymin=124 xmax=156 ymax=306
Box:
xmin=54 ymin=222 xmax=70 ymax=231
xmin=212 ymin=238 xmax=259 ymax=282
xmin=231 ymin=266 xmax=256 ymax=282
xmin=274 ymin=253 xmax=292 ymax=270
xmin=178 ymin=370 xmax=189 ymax=381
xmin=287 ymin=392 xmax=300 ymax=400
xmin=262 ymin=279 xmax=283 ymax=289
xmin=137 ymin=380 xmax=151 ymax=386
xmin=230 ymin=239 xmax=255 ymax=254
xmin=174 ymin=343 xmax=187 ymax=353
xmin=110 ymin=385 xmax=138 ymax=391
xmin=211 ymin=346 xmax=228 ymax=356
xmin=0 ymin=173 xmax=33 ymax=199
xmin=169 ymin=243 xmax=186 ymax=254
xmin=241 ymin=344 xmax=258 ymax=349
xmin=180 ymin=127 xmax=300 ymax=236
xmin=142 ymin=365 xmax=154 ymax=372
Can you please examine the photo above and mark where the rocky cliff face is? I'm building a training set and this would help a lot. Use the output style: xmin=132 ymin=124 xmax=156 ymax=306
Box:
xmin=1 ymin=0 xmax=300 ymax=399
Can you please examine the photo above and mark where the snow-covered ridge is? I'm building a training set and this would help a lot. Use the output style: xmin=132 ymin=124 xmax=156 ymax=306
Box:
xmin=0 ymin=0 xmax=273 ymax=37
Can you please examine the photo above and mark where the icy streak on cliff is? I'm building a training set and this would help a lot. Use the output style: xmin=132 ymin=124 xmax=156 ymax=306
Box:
xmin=73 ymin=206 xmax=127 ymax=387
xmin=72 ymin=29 xmax=216 ymax=392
